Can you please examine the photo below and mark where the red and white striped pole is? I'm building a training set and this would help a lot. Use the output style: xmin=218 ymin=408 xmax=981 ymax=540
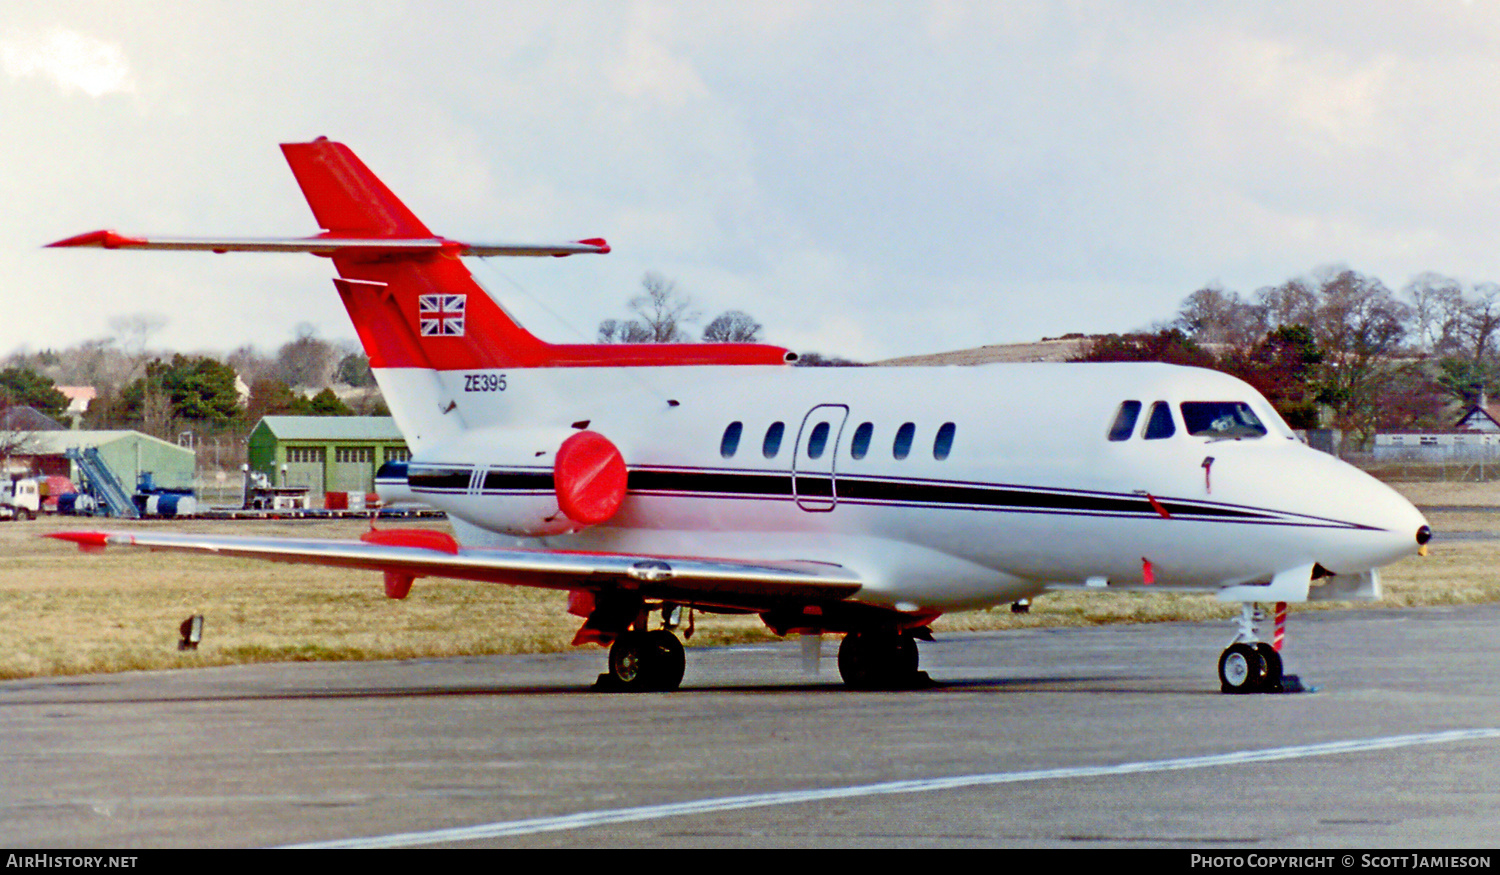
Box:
xmin=1273 ymin=602 xmax=1287 ymax=652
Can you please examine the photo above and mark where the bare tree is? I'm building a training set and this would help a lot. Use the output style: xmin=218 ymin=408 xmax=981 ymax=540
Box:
xmin=109 ymin=312 xmax=168 ymax=355
xmin=702 ymin=310 xmax=763 ymax=343
xmin=1255 ymin=278 xmax=1320 ymax=332
xmin=274 ymin=323 xmax=339 ymax=389
xmin=1174 ymin=285 xmax=1260 ymax=348
xmin=139 ymin=384 xmax=174 ymax=440
xmin=226 ymin=344 xmax=274 ymax=385
xmin=108 ymin=311 xmax=168 ymax=383
xmin=630 ymin=272 xmax=699 ymax=342
xmin=597 ymin=318 xmax=654 ymax=344
xmin=1404 ymin=273 xmax=1469 ymax=356
xmin=599 ymin=273 xmax=700 ymax=343
xmin=1458 ymin=282 xmax=1500 ymax=365
xmin=1309 ymin=268 xmax=1411 ymax=445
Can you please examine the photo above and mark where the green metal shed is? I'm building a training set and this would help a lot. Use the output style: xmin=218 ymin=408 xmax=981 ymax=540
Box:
xmin=247 ymin=416 xmax=410 ymax=502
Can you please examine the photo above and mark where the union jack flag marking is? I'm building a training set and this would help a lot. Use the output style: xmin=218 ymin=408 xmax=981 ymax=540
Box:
xmin=419 ymin=294 xmax=466 ymax=337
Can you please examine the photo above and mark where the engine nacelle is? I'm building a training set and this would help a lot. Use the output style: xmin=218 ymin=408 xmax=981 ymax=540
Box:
xmin=406 ymin=427 xmax=627 ymax=536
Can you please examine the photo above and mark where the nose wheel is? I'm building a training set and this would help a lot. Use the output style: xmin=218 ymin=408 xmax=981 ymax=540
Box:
xmin=1218 ymin=602 xmax=1298 ymax=694
xmin=1218 ymin=643 xmax=1266 ymax=693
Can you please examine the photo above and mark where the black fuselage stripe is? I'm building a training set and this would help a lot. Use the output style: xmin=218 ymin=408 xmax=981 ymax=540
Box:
xmin=405 ymin=465 xmax=1360 ymax=527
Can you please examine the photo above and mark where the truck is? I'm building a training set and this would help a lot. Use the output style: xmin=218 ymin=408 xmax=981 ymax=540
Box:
xmin=0 ymin=477 xmax=41 ymax=521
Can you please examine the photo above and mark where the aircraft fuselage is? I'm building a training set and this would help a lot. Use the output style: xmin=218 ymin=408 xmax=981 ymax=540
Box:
xmin=394 ymin=360 xmax=1427 ymax=614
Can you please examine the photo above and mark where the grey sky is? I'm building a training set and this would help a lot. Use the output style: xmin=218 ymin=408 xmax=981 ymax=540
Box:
xmin=4 ymin=1 xmax=1499 ymax=361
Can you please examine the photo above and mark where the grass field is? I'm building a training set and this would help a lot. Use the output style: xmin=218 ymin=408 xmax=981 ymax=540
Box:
xmin=1 ymin=482 xmax=1493 ymax=680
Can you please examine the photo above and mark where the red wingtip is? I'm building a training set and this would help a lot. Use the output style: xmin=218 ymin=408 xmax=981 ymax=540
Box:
xmin=46 ymin=531 xmax=114 ymax=553
xmin=578 ymin=238 xmax=611 ymax=255
xmin=45 ymin=230 xmax=147 ymax=249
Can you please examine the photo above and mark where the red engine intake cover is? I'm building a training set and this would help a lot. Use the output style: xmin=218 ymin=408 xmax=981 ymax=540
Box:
xmin=553 ymin=431 xmax=627 ymax=526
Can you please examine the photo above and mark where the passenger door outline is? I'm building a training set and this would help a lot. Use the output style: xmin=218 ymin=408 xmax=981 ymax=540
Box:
xmin=792 ymin=404 xmax=849 ymax=512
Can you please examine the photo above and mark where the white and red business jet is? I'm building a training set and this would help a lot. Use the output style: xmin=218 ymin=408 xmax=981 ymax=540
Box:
xmin=49 ymin=139 xmax=1431 ymax=693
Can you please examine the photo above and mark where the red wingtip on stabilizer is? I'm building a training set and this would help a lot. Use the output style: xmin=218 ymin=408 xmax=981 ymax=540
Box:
xmin=569 ymin=238 xmax=611 ymax=256
xmin=45 ymin=230 xmax=147 ymax=249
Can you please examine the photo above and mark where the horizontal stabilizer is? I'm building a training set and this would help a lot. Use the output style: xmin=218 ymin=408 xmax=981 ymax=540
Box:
xmin=48 ymin=138 xmax=792 ymax=370
xmin=46 ymin=230 xmax=610 ymax=258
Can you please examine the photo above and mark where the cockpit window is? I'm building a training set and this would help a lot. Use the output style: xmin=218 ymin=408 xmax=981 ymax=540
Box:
xmin=1143 ymin=401 xmax=1176 ymax=440
xmin=1108 ymin=401 xmax=1142 ymax=441
xmin=1180 ymin=402 xmax=1267 ymax=439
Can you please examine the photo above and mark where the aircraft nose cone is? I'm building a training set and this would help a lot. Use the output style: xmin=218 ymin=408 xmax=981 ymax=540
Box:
xmin=1283 ymin=447 xmax=1428 ymax=572
xmin=1360 ymin=479 xmax=1430 ymax=568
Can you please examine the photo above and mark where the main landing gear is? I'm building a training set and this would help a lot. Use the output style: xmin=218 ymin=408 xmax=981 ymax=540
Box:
xmin=596 ymin=604 xmax=688 ymax=692
xmin=837 ymin=629 xmax=928 ymax=690
xmin=1218 ymin=602 xmax=1300 ymax=694
xmin=604 ymin=629 xmax=686 ymax=692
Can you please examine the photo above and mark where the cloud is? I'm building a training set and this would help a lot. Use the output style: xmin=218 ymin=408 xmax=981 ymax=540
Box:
xmin=1 ymin=26 xmax=135 ymax=97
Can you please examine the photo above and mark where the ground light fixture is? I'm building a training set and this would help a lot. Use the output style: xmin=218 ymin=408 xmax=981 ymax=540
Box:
xmin=179 ymin=614 xmax=204 ymax=651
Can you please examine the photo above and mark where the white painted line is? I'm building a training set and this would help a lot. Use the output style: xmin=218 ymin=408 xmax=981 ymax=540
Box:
xmin=283 ymin=728 xmax=1500 ymax=848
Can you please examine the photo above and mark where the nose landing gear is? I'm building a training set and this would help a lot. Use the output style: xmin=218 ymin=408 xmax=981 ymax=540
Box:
xmin=1218 ymin=602 xmax=1300 ymax=694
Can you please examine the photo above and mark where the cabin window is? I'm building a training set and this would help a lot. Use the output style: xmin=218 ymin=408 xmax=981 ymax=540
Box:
xmin=1179 ymin=402 xmax=1267 ymax=439
xmin=851 ymin=422 xmax=874 ymax=459
xmin=893 ymin=422 xmax=916 ymax=460
xmin=1108 ymin=401 xmax=1142 ymax=441
xmin=1143 ymin=402 xmax=1175 ymax=440
xmin=807 ymin=422 xmax=832 ymax=459
xmin=933 ymin=422 xmax=956 ymax=460
xmin=720 ymin=421 xmax=743 ymax=458
xmin=763 ymin=422 xmax=785 ymax=458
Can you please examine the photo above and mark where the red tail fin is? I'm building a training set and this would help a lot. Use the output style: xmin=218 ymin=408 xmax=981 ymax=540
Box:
xmin=280 ymin=139 xmax=791 ymax=370
xmin=282 ymin=139 xmax=432 ymax=237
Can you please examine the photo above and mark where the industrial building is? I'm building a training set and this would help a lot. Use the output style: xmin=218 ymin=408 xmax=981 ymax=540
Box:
xmin=2 ymin=429 xmax=196 ymax=491
xmin=246 ymin=416 xmax=409 ymax=502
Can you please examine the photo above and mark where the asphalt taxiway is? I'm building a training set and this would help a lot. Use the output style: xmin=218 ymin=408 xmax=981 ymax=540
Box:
xmin=3 ymin=604 xmax=1498 ymax=848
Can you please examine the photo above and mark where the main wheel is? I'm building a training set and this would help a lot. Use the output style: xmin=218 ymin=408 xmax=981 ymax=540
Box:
xmin=838 ymin=631 xmax=920 ymax=690
xmin=1218 ymin=642 xmax=1267 ymax=694
xmin=608 ymin=632 xmax=648 ymax=690
xmin=1255 ymin=643 xmax=1283 ymax=692
xmin=607 ymin=630 xmax=686 ymax=692
xmin=645 ymin=629 xmax=686 ymax=691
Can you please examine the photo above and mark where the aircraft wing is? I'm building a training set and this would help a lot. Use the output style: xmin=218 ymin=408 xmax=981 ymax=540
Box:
xmin=46 ymin=230 xmax=610 ymax=258
xmin=47 ymin=530 xmax=863 ymax=613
